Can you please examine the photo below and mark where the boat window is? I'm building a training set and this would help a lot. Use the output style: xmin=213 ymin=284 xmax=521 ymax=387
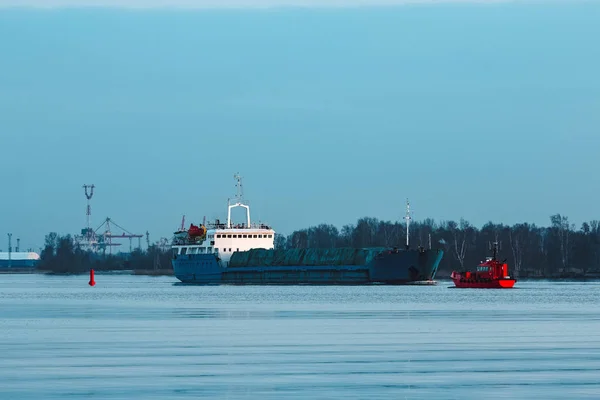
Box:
xmin=258 ymin=235 xmax=263 ymax=238
xmin=243 ymin=234 xmax=248 ymax=238
xmin=181 ymin=247 xmax=187 ymax=255
xmin=268 ymin=235 xmax=272 ymax=238
xmin=217 ymin=235 xmax=221 ymax=238
xmin=227 ymin=234 xmax=232 ymax=238
xmin=207 ymin=248 xmax=212 ymax=253
xmin=253 ymin=235 xmax=257 ymax=238
xmin=236 ymin=248 xmax=239 ymax=252
xmin=229 ymin=248 xmax=232 ymax=252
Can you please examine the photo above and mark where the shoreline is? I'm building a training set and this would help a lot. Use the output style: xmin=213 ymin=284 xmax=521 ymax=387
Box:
xmin=2 ymin=269 xmax=600 ymax=282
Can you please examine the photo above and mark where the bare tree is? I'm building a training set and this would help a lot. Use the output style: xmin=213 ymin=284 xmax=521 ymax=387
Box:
xmin=551 ymin=214 xmax=574 ymax=273
xmin=379 ymin=221 xmax=396 ymax=247
xmin=447 ymin=219 xmax=474 ymax=268
xmin=509 ymin=223 xmax=529 ymax=277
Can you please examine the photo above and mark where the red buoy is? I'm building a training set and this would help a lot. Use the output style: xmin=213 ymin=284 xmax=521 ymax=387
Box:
xmin=89 ymin=269 xmax=96 ymax=286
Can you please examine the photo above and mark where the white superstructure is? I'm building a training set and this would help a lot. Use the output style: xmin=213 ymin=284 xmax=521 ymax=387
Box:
xmin=171 ymin=174 xmax=275 ymax=266
xmin=0 ymin=252 xmax=40 ymax=261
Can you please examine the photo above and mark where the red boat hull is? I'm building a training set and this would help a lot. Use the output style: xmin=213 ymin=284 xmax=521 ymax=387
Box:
xmin=451 ymin=277 xmax=516 ymax=289
xmin=452 ymin=242 xmax=516 ymax=288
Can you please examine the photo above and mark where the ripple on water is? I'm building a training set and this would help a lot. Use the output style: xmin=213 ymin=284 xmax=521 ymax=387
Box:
xmin=1 ymin=276 xmax=599 ymax=399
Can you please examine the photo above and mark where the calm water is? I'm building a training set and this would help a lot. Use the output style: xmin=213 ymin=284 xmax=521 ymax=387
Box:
xmin=1 ymin=275 xmax=599 ymax=399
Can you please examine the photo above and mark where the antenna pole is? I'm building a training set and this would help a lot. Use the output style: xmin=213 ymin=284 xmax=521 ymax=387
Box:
xmin=404 ymin=199 xmax=411 ymax=250
xmin=83 ymin=184 xmax=95 ymax=250
xmin=7 ymin=233 xmax=12 ymax=268
xmin=234 ymin=173 xmax=244 ymax=203
xmin=228 ymin=173 xmax=251 ymax=228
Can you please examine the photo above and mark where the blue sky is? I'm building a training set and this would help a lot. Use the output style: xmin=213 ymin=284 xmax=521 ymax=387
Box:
xmin=0 ymin=1 xmax=599 ymax=251
xmin=3 ymin=1 xmax=589 ymax=7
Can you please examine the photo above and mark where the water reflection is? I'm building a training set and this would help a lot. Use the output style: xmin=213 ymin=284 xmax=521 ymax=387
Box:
xmin=0 ymin=275 xmax=599 ymax=399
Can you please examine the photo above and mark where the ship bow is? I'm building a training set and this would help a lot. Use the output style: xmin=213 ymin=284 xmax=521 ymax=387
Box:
xmin=368 ymin=248 xmax=444 ymax=284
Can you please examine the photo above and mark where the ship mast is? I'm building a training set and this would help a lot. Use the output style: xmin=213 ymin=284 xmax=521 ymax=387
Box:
xmin=404 ymin=199 xmax=411 ymax=250
xmin=227 ymin=173 xmax=251 ymax=228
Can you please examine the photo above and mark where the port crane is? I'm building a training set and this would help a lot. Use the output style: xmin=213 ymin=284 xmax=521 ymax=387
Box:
xmin=94 ymin=217 xmax=143 ymax=254
xmin=74 ymin=184 xmax=145 ymax=253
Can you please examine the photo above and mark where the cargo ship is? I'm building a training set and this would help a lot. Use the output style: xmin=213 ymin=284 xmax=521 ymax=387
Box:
xmin=450 ymin=242 xmax=516 ymax=288
xmin=171 ymin=174 xmax=444 ymax=285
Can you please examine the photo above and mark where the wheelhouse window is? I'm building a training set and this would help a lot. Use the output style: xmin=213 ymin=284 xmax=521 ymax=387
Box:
xmin=181 ymin=247 xmax=188 ymax=255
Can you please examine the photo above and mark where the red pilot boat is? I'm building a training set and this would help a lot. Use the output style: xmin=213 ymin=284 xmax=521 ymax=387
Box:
xmin=450 ymin=242 xmax=516 ymax=289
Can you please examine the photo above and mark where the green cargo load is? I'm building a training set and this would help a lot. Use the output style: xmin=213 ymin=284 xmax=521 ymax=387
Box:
xmin=228 ymin=247 xmax=388 ymax=268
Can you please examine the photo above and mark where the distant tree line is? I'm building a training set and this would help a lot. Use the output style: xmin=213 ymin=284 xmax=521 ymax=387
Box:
xmin=39 ymin=232 xmax=172 ymax=274
xmin=275 ymin=214 xmax=600 ymax=279
xmin=39 ymin=213 xmax=600 ymax=279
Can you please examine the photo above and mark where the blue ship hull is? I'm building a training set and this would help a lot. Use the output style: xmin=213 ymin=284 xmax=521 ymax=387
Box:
xmin=0 ymin=260 xmax=38 ymax=269
xmin=172 ymin=248 xmax=444 ymax=285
